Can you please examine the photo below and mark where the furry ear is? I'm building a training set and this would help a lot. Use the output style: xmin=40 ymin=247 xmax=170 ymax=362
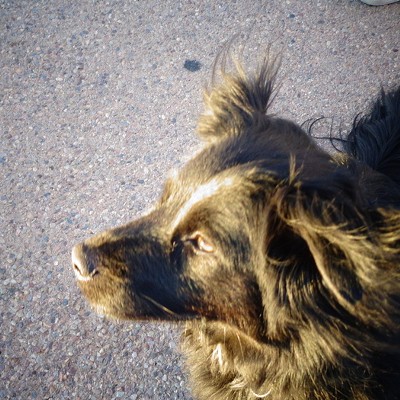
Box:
xmin=272 ymin=161 xmax=400 ymax=317
xmin=270 ymin=167 xmax=373 ymax=310
xmin=197 ymin=50 xmax=280 ymax=143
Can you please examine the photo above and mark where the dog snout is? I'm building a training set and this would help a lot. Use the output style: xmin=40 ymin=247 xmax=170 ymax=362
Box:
xmin=72 ymin=243 xmax=98 ymax=281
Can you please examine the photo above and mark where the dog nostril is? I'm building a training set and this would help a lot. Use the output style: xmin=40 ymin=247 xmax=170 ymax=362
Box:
xmin=71 ymin=244 xmax=98 ymax=281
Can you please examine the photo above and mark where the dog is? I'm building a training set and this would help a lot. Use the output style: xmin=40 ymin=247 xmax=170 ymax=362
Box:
xmin=72 ymin=55 xmax=400 ymax=399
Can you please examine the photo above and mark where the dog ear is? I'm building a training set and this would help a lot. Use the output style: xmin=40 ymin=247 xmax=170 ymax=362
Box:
xmin=258 ymin=153 xmax=400 ymax=331
xmin=279 ymin=193 xmax=400 ymax=329
xmin=197 ymin=52 xmax=280 ymax=143
xmin=270 ymin=167 xmax=371 ymax=310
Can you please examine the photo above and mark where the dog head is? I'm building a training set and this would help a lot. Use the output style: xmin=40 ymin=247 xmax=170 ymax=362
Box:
xmin=72 ymin=57 xmax=395 ymax=342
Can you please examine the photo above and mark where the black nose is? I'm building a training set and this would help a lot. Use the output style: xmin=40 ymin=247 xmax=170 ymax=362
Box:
xmin=71 ymin=244 xmax=98 ymax=281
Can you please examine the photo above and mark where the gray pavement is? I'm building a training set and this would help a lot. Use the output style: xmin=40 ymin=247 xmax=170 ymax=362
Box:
xmin=1 ymin=1 xmax=399 ymax=399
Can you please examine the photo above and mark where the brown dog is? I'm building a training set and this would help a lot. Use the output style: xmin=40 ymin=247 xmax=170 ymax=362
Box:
xmin=72 ymin=57 xmax=400 ymax=399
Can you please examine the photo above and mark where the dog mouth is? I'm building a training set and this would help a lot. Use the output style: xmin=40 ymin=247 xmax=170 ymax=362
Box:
xmin=87 ymin=299 xmax=197 ymax=322
xmin=75 ymin=270 xmax=198 ymax=322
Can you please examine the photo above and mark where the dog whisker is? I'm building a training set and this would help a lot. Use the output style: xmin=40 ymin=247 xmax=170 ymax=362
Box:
xmin=139 ymin=294 xmax=177 ymax=316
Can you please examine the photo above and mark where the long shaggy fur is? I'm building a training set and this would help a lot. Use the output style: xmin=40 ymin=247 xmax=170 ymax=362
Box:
xmin=72 ymin=56 xmax=400 ymax=400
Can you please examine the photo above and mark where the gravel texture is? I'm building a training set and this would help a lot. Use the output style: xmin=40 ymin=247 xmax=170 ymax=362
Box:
xmin=1 ymin=0 xmax=399 ymax=399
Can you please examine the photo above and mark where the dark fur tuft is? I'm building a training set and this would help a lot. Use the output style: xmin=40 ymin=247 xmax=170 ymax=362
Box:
xmin=345 ymin=87 xmax=400 ymax=185
xmin=197 ymin=50 xmax=280 ymax=142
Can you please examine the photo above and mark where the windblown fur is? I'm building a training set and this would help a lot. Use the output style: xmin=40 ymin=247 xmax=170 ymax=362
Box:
xmin=72 ymin=55 xmax=400 ymax=399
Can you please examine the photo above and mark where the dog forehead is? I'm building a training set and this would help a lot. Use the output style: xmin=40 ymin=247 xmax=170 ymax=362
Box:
xmin=170 ymin=176 xmax=235 ymax=230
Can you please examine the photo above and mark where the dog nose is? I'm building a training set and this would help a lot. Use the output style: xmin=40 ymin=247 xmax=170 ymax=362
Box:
xmin=71 ymin=244 xmax=97 ymax=281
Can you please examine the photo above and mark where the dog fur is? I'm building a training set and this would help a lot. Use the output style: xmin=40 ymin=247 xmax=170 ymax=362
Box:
xmin=72 ymin=56 xmax=400 ymax=399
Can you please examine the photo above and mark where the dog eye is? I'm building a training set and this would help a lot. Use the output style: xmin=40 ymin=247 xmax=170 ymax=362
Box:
xmin=187 ymin=233 xmax=214 ymax=254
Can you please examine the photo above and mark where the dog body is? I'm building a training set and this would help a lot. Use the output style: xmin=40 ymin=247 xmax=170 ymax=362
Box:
xmin=72 ymin=59 xmax=400 ymax=399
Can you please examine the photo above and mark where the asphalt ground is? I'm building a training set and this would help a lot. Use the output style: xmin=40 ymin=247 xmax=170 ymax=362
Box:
xmin=1 ymin=1 xmax=399 ymax=399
